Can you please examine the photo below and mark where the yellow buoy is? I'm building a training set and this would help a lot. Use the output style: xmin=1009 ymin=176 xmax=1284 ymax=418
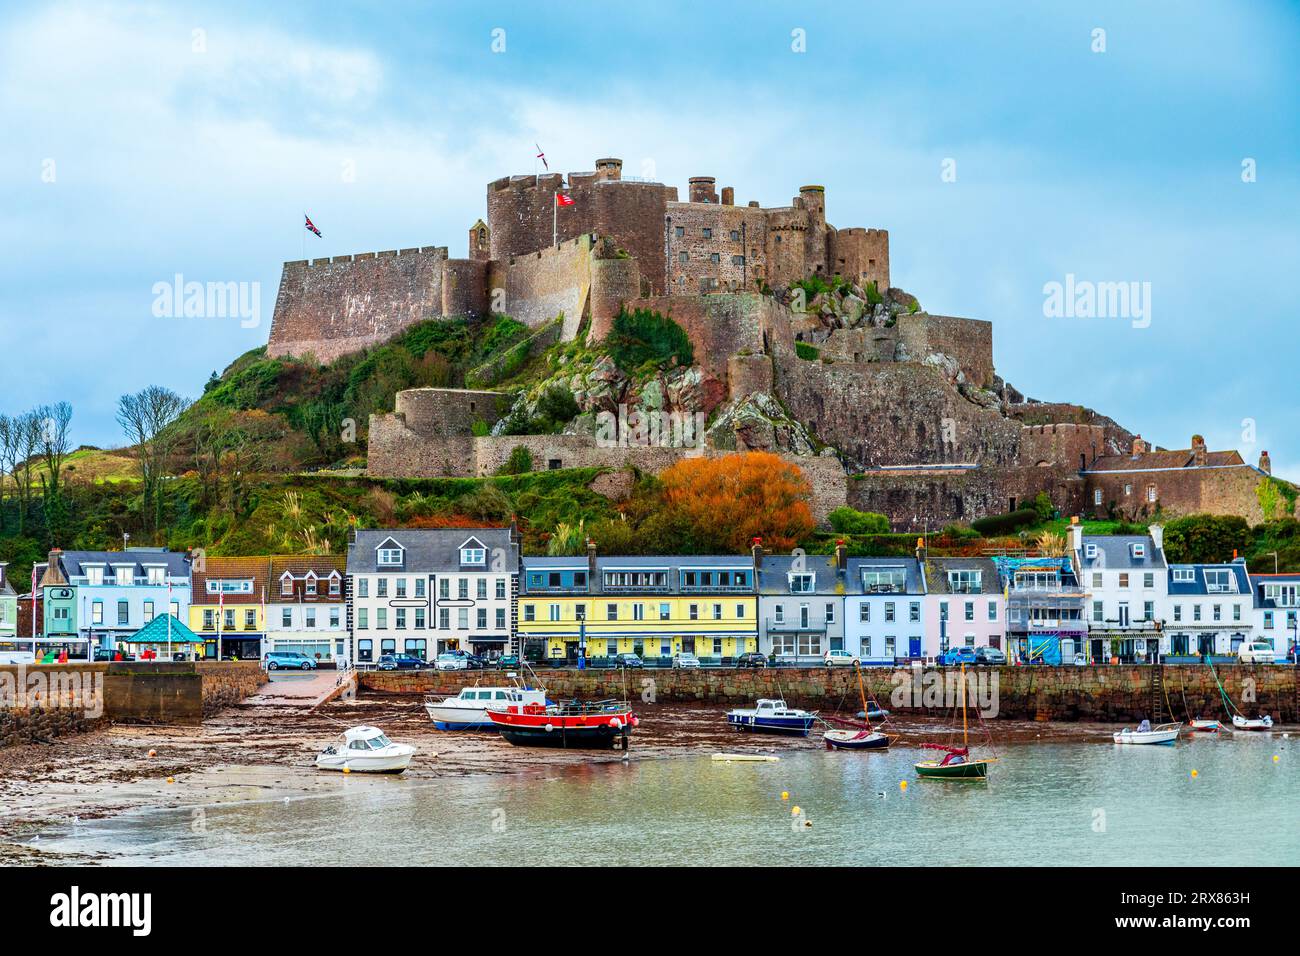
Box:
xmin=791 ymin=805 xmax=801 ymax=816
xmin=166 ymin=776 xmax=174 ymax=784
xmin=1190 ymin=769 xmax=1198 ymax=778
xmin=343 ymin=765 xmax=351 ymax=774
xmin=1273 ymin=755 xmax=1281 ymax=763
xmin=900 ymin=780 xmax=908 ymax=791
xmin=781 ymin=791 xmax=789 ymax=800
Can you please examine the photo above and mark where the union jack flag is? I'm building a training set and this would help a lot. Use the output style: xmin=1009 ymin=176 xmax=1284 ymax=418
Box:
xmin=304 ymin=214 xmax=322 ymax=237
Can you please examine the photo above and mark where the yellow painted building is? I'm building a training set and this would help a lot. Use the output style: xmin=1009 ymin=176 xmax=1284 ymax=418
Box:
xmin=519 ymin=557 xmax=758 ymax=663
xmin=188 ymin=556 xmax=271 ymax=660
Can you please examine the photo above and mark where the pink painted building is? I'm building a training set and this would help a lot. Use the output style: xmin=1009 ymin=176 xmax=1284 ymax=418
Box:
xmin=922 ymin=557 xmax=1006 ymax=659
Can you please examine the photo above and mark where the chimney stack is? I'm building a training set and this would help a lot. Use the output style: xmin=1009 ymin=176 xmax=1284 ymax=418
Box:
xmin=1149 ymin=524 xmax=1164 ymax=552
xmin=835 ymin=539 xmax=847 ymax=574
xmin=721 ymin=186 xmax=735 ymax=206
xmin=1069 ymin=516 xmax=1083 ymax=554
xmin=1259 ymin=450 xmax=1271 ymax=475
xmin=1191 ymin=434 xmax=1207 ymax=467
xmin=1131 ymin=434 xmax=1147 ymax=455
xmin=751 ymin=537 xmax=764 ymax=571
xmin=586 ymin=538 xmax=597 ymax=580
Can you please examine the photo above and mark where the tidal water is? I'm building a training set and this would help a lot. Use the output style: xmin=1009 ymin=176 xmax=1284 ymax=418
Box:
xmin=36 ymin=734 xmax=1299 ymax=866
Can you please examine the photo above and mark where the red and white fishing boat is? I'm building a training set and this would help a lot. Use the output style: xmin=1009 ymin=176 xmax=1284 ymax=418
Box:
xmin=487 ymin=698 xmax=637 ymax=749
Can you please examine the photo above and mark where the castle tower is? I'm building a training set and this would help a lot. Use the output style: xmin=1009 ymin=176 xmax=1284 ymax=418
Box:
xmin=799 ymin=185 xmax=828 ymax=275
xmin=468 ymin=219 xmax=490 ymax=261
xmin=594 ymin=158 xmax=623 ymax=182
xmin=688 ymin=176 xmax=719 ymax=204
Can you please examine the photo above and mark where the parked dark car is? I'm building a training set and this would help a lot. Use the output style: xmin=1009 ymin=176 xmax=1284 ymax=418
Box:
xmin=974 ymin=646 xmax=1007 ymax=665
xmin=615 ymin=653 xmax=645 ymax=669
xmin=735 ymin=652 xmax=768 ymax=669
xmin=94 ymin=647 xmax=135 ymax=662
xmin=494 ymin=654 xmax=521 ymax=669
xmin=377 ymin=653 xmax=428 ymax=670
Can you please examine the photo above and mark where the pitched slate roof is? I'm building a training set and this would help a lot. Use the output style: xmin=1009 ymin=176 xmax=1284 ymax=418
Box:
xmin=1087 ymin=449 xmax=1246 ymax=472
xmin=123 ymin=614 xmax=202 ymax=644
xmin=844 ymin=557 xmax=926 ymax=595
xmin=0 ymin=564 xmax=14 ymax=597
xmin=1078 ymin=535 xmax=1166 ymax=570
xmin=1167 ymin=561 xmax=1251 ymax=597
xmin=58 ymin=549 xmax=191 ymax=579
xmin=1250 ymin=573 xmax=1300 ymax=610
xmin=756 ymin=554 xmax=845 ymax=595
xmin=924 ymin=557 xmax=1000 ymax=595
xmin=348 ymin=528 xmax=518 ymax=574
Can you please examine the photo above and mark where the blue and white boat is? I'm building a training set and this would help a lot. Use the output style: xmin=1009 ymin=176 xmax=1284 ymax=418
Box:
xmin=726 ymin=698 xmax=818 ymax=736
xmin=425 ymin=682 xmax=547 ymax=730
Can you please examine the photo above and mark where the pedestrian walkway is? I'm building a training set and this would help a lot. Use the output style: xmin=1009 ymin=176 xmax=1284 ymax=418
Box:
xmin=243 ymin=669 xmax=345 ymax=710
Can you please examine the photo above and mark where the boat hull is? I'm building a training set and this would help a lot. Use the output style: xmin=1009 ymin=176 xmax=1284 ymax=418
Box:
xmin=424 ymin=703 xmax=498 ymax=731
xmin=915 ymin=759 xmax=991 ymax=779
xmin=315 ymin=748 xmax=415 ymax=773
xmin=487 ymin=704 xmax=634 ymax=749
xmin=824 ymin=729 xmax=890 ymax=750
xmin=726 ymin=713 xmax=816 ymax=736
xmin=1231 ymin=715 xmax=1274 ymax=731
xmin=1112 ymin=730 xmax=1179 ymax=745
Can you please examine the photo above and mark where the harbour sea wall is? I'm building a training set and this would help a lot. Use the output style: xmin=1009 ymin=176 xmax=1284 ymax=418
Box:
xmin=0 ymin=662 xmax=264 ymax=746
xmin=361 ymin=665 xmax=1300 ymax=723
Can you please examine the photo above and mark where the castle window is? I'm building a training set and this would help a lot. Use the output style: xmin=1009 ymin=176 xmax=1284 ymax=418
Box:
xmin=675 ymin=226 xmax=684 ymax=238
xmin=1146 ymin=484 xmax=1157 ymax=503
xmin=729 ymin=230 xmax=739 ymax=241
xmin=774 ymin=235 xmax=781 ymax=243
xmin=732 ymin=255 xmax=745 ymax=266
xmin=703 ymin=228 xmax=712 ymax=239
xmin=710 ymin=253 xmax=720 ymax=264
xmin=679 ymin=252 xmax=688 ymax=263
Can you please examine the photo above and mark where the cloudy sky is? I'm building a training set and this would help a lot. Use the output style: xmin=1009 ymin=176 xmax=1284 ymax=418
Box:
xmin=2 ymin=0 xmax=1297 ymax=478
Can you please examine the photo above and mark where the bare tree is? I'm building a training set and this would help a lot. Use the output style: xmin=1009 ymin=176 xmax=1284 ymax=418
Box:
xmin=35 ymin=402 xmax=73 ymax=497
xmin=117 ymin=386 xmax=192 ymax=533
xmin=2 ymin=410 xmax=44 ymax=536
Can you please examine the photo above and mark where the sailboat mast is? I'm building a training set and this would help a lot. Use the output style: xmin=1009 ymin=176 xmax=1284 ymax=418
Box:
xmin=856 ymin=662 xmax=872 ymax=731
xmin=960 ymin=662 xmax=969 ymax=748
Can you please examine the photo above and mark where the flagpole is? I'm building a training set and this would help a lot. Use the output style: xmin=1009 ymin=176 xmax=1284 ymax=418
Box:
xmin=167 ymin=578 xmax=173 ymax=662
xmin=553 ymin=190 xmax=558 ymax=248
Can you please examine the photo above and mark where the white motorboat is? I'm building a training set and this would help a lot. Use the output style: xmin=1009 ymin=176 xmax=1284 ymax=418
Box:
xmin=1112 ymin=719 xmax=1181 ymax=746
xmin=315 ymin=726 xmax=416 ymax=773
xmin=726 ymin=699 xmax=818 ymax=735
xmin=425 ymin=682 xmax=548 ymax=730
xmin=1231 ymin=714 xmax=1274 ymax=731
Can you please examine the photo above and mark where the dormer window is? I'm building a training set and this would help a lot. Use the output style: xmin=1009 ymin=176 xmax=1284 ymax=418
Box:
xmin=947 ymin=570 xmax=982 ymax=593
xmin=377 ymin=541 xmax=404 ymax=567
xmin=1172 ymin=568 xmax=1194 ymax=583
xmin=459 ymin=538 xmax=488 ymax=567
xmin=85 ymin=566 xmax=104 ymax=586
xmin=114 ymin=566 xmax=133 ymax=586
xmin=788 ymin=573 xmax=815 ymax=594
xmin=1084 ymin=544 xmax=1098 ymax=560
xmin=328 ymin=573 xmax=341 ymax=596
xmin=280 ymin=575 xmax=294 ymax=596
xmin=145 ymin=566 xmax=165 ymax=586
xmin=305 ymin=574 xmax=318 ymax=596
xmin=1130 ymin=543 xmax=1145 ymax=559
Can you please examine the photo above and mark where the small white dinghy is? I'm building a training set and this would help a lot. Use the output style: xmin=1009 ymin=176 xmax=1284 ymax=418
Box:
xmin=316 ymin=726 xmax=416 ymax=773
xmin=1231 ymin=714 xmax=1274 ymax=732
xmin=1189 ymin=719 xmax=1228 ymax=734
xmin=1113 ymin=719 xmax=1181 ymax=746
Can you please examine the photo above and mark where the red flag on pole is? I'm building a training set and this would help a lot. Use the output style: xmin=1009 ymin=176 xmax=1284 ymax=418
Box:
xmin=555 ymin=193 xmax=575 ymax=207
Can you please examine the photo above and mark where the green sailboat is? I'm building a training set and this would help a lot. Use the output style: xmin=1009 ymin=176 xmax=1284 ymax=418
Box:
xmin=914 ymin=663 xmax=997 ymax=780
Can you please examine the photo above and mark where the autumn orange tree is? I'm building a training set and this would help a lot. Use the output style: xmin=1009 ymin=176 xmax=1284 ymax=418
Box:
xmin=657 ymin=451 xmax=815 ymax=552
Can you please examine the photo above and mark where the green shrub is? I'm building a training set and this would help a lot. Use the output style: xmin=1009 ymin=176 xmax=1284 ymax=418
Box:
xmin=971 ymin=508 xmax=1039 ymax=536
xmin=604 ymin=307 xmax=693 ymax=369
xmin=828 ymin=506 xmax=890 ymax=535
xmin=795 ymin=342 xmax=820 ymax=361
xmin=497 ymin=445 xmax=534 ymax=476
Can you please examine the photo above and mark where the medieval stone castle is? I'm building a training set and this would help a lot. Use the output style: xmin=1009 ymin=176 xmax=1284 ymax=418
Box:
xmin=267 ymin=156 xmax=1280 ymax=529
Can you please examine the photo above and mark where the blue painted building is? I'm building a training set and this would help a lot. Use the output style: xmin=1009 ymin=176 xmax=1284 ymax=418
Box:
xmin=39 ymin=548 xmax=192 ymax=657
